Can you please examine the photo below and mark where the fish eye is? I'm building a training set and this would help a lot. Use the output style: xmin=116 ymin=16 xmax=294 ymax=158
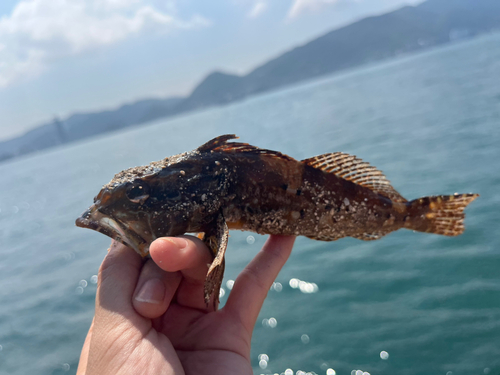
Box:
xmin=165 ymin=190 xmax=181 ymax=201
xmin=125 ymin=181 xmax=150 ymax=204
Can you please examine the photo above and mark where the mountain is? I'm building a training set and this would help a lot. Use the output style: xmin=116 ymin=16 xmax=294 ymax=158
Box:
xmin=1 ymin=0 xmax=499 ymax=162
xmin=181 ymin=0 xmax=500 ymax=108
xmin=62 ymin=97 xmax=184 ymax=142
xmin=0 ymin=97 xmax=182 ymax=161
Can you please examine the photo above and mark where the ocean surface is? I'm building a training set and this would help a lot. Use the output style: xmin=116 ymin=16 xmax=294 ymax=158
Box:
xmin=1 ymin=33 xmax=500 ymax=375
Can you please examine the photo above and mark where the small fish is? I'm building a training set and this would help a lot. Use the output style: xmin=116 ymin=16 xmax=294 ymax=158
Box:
xmin=76 ymin=135 xmax=478 ymax=307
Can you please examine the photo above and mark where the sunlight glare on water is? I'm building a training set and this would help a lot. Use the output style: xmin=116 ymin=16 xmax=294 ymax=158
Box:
xmin=258 ymin=353 xmax=270 ymax=361
xmin=271 ymin=282 xmax=283 ymax=291
xmin=289 ymin=278 xmax=319 ymax=293
xmin=262 ymin=317 xmax=278 ymax=328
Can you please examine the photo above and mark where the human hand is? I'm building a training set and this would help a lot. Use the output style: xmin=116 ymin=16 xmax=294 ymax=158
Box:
xmin=76 ymin=234 xmax=296 ymax=375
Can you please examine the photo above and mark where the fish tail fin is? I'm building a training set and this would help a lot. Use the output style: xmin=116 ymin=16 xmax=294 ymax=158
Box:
xmin=407 ymin=194 xmax=479 ymax=236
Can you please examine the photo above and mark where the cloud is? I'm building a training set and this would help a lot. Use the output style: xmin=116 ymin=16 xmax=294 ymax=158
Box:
xmin=0 ymin=0 xmax=210 ymax=88
xmin=287 ymin=0 xmax=341 ymax=19
xmin=248 ymin=1 xmax=268 ymax=18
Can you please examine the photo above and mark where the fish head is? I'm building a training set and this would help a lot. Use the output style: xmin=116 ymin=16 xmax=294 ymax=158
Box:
xmin=76 ymin=151 xmax=229 ymax=256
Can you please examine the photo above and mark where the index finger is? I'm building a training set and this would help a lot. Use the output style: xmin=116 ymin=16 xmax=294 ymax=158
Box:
xmin=224 ymin=235 xmax=295 ymax=331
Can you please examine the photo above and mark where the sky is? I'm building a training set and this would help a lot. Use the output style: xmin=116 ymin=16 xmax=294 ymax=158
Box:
xmin=0 ymin=0 xmax=424 ymax=141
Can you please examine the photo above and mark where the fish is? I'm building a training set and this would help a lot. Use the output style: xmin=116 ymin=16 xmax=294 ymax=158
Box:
xmin=76 ymin=134 xmax=479 ymax=307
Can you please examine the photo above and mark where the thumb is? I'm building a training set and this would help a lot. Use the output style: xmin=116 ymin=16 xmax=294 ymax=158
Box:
xmin=132 ymin=257 xmax=181 ymax=319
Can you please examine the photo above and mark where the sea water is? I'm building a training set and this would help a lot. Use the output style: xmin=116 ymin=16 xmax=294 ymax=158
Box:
xmin=1 ymin=33 xmax=499 ymax=375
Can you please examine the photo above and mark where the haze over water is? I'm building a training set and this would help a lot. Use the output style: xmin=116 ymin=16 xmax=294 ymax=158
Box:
xmin=1 ymin=33 xmax=499 ymax=375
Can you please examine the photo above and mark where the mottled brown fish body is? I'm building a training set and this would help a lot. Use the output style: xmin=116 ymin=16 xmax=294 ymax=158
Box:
xmin=220 ymin=151 xmax=391 ymax=239
xmin=76 ymin=135 xmax=479 ymax=306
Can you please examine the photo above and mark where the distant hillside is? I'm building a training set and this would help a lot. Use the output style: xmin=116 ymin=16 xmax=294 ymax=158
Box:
xmin=182 ymin=0 xmax=500 ymax=108
xmin=0 ymin=97 xmax=182 ymax=161
xmin=2 ymin=0 xmax=499 ymax=162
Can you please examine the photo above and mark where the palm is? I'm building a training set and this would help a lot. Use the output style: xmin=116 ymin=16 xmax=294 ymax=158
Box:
xmin=145 ymin=305 xmax=252 ymax=374
xmin=160 ymin=305 xmax=247 ymax=352
xmin=164 ymin=306 xmax=252 ymax=373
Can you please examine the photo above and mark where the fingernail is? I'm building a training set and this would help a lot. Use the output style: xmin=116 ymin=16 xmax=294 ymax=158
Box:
xmin=163 ymin=237 xmax=188 ymax=249
xmin=135 ymin=278 xmax=165 ymax=304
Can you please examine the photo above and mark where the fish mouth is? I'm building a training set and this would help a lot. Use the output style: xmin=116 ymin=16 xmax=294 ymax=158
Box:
xmin=76 ymin=205 xmax=149 ymax=257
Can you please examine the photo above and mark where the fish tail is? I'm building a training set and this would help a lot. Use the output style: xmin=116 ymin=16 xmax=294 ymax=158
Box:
xmin=407 ymin=194 xmax=479 ymax=236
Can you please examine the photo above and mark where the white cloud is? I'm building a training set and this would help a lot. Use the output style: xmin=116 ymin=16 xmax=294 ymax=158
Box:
xmin=287 ymin=0 xmax=341 ymax=19
xmin=248 ymin=1 xmax=268 ymax=18
xmin=101 ymin=0 xmax=142 ymax=9
xmin=0 ymin=0 xmax=210 ymax=88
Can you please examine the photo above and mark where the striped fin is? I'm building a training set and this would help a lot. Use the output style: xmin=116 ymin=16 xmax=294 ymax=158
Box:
xmin=410 ymin=193 xmax=479 ymax=236
xmin=302 ymin=152 xmax=407 ymax=203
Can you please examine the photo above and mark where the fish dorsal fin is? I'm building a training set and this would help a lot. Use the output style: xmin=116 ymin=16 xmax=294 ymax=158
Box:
xmin=302 ymin=152 xmax=407 ymax=203
xmin=198 ymin=134 xmax=239 ymax=152
xmin=200 ymin=135 xmax=296 ymax=162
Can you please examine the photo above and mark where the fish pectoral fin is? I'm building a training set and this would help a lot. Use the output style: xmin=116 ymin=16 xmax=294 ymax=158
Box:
xmin=302 ymin=152 xmax=407 ymax=203
xmin=202 ymin=214 xmax=229 ymax=309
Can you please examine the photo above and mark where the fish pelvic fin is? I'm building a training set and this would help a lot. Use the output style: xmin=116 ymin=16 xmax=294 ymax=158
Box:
xmin=302 ymin=152 xmax=407 ymax=203
xmin=407 ymin=194 xmax=479 ymax=236
xmin=203 ymin=214 xmax=229 ymax=309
